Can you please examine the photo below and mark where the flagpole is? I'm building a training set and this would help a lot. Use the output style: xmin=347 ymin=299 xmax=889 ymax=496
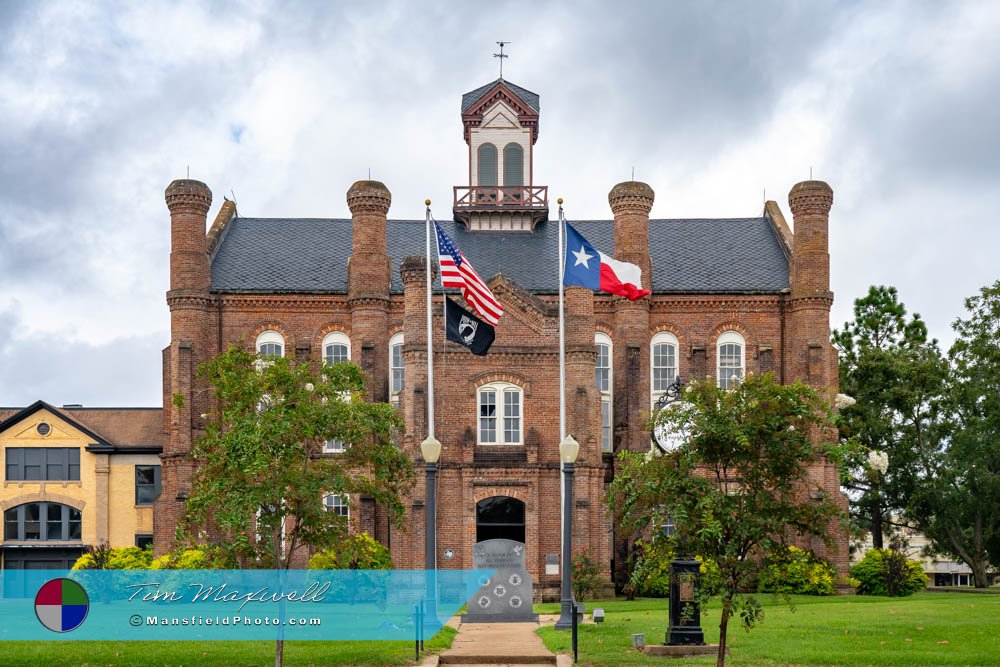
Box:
xmin=425 ymin=202 xmax=435 ymax=440
xmin=558 ymin=201 xmax=566 ymax=442
xmin=557 ymin=199 xmax=566 ymax=577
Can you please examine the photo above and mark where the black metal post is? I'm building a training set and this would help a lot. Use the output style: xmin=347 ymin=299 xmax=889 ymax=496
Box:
xmin=414 ymin=603 xmax=420 ymax=660
xmin=425 ymin=461 xmax=438 ymax=638
xmin=571 ymin=597 xmax=579 ymax=662
xmin=555 ymin=461 xmax=576 ymax=629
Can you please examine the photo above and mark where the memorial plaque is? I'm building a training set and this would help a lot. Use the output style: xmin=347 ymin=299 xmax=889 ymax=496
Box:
xmin=545 ymin=554 xmax=559 ymax=576
xmin=461 ymin=539 xmax=538 ymax=623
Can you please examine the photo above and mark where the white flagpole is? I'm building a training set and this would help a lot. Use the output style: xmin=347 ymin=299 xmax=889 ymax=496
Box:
xmin=426 ymin=203 xmax=435 ymax=440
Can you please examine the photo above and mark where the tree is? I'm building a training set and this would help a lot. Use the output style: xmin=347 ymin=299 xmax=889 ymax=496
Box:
xmin=833 ymin=285 xmax=945 ymax=549
xmin=608 ymin=373 xmax=843 ymax=667
xmin=906 ymin=281 xmax=1000 ymax=587
xmin=176 ymin=346 xmax=415 ymax=666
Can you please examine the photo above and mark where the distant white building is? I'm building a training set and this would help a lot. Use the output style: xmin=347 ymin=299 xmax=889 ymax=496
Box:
xmin=852 ymin=525 xmax=993 ymax=587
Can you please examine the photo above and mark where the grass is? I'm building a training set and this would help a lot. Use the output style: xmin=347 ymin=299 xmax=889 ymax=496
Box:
xmin=0 ymin=626 xmax=457 ymax=667
xmin=536 ymin=593 xmax=1000 ymax=666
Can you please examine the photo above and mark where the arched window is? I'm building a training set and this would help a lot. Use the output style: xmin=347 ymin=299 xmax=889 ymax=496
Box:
xmin=717 ymin=331 xmax=745 ymax=390
xmin=651 ymin=332 xmax=679 ymax=406
xmin=4 ymin=502 xmax=81 ymax=541
xmin=256 ymin=330 xmax=284 ymax=358
xmin=323 ymin=493 xmax=349 ymax=519
xmin=389 ymin=333 xmax=404 ymax=408
xmin=478 ymin=143 xmax=498 ymax=186
xmin=503 ymin=142 xmax=523 ymax=187
xmin=478 ymin=382 xmax=522 ymax=445
xmin=476 ymin=496 xmax=525 ymax=543
xmin=323 ymin=331 xmax=350 ymax=366
xmin=595 ymin=333 xmax=613 ymax=452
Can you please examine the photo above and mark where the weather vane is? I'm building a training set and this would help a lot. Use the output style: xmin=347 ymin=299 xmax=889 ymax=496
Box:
xmin=494 ymin=41 xmax=510 ymax=79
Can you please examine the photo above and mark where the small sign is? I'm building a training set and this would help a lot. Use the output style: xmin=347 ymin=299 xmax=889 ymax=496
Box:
xmin=442 ymin=549 xmax=455 ymax=560
xmin=545 ymin=554 xmax=559 ymax=575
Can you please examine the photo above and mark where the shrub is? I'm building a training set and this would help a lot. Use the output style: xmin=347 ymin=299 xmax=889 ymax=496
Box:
xmin=850 ymin=548 xmax=928 ymax=596
xmin=758 ymin=546 xmax=836 ymax=596
xmin=629 ymin=538 xmax=673 ymax=598
xmin=150 ymin=548 xmax=218 ymax=570
xmin=72 ymin=544 xmax=153 ymax=570
xmin=307 ymin=532 xmax=392 ymax=570
xmin=571 ymin=547 xmax=603 ymax=602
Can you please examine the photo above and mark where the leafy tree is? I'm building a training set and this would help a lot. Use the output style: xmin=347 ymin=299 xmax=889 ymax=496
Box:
xmin=176 ymin=346 xmax=414 ymax=666
xmin=307 ymin=532 xmax=393 ymax=570
xmin=833 ymin=285 xmax=946 ymax=549
xmin=906 ymin=281 xmax=1000 ymax=587
xmin=608 ymin=373 xmax=844 ymax=667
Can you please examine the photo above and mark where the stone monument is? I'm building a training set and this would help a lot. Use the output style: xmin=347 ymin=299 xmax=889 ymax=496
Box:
xmin=462 ymin=539 xmax=539 ymax=623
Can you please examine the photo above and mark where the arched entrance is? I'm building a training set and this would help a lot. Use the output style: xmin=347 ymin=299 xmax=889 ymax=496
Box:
xmin=476 ymin=496 xmax=525 ymax=544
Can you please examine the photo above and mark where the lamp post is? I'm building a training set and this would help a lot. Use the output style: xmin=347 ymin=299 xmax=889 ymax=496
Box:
xmin=421 ymin=436 xmax=441 ymax=635
xmin=555 ymin=434 xmax=580 ymax=630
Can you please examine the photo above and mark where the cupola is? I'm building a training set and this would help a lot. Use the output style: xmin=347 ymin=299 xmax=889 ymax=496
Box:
xmin=454 ymin=79 xmax=548 ymax=231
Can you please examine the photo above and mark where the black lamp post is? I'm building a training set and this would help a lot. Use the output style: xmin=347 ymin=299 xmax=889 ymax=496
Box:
xmin=421 ymin=436 xmax=441 ymax=634
xmin=554 ymin=434 xmax=580 ymax=630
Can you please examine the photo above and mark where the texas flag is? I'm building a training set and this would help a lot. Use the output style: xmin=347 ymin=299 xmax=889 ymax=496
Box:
xmin=563 ymin=222 xmax=650 ymax=300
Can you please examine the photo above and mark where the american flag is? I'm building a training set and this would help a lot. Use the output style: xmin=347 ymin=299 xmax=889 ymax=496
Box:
xmin=434 ymin=221 xmax=504 ymax=325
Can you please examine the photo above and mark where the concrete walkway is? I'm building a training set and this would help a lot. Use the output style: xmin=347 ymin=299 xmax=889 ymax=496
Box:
xmin=424 ymin=619 xmax=567 ymax=667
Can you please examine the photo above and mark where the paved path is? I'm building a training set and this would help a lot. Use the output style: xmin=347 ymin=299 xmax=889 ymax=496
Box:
xmin=425 ymin=619 xmax=566 ymax=667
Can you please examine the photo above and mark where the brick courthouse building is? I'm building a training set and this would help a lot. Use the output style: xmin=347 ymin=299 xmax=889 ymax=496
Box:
xmin=157 ymin=78 xmax=848 ymax=592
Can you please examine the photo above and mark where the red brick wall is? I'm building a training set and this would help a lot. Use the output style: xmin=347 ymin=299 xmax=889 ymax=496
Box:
xmin=159 ymin=177 xmax=848 ymax=583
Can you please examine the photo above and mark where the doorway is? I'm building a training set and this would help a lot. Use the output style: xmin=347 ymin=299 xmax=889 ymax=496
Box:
xmin=476 ymin=496 xmax=525 ymax=543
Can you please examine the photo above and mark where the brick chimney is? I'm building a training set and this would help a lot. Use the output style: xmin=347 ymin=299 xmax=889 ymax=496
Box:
xmin=347 ymin=180 xmax=392 ymax=401
xmin=609 ymin=181 xmax=654 ymax=453
xmin=159 ymin=179 xmax=213 ymax=556
xmin=789 ymin=180 xmax=833 ymax=298
xmin=785 ymin=180 xmax=835 ymax=390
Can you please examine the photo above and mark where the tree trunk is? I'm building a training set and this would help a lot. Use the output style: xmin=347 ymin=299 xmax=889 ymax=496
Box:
xmin=717 ymin=599 xmax=731 ymax=667
xmin=870 ymin=498 xmax=884 ymax=550
xmin=971 ymin=559 xmax=990 ymax=588
xmin=274 ymin=639 xmax=283 ymax=667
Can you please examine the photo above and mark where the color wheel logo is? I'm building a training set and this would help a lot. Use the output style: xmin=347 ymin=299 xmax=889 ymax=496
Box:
xmin=35 ymin=578 xmax=89 ymax=633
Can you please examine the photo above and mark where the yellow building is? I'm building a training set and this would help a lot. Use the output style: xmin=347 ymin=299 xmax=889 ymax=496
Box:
xmin=0 ymin=401 xmax=162 ymax=570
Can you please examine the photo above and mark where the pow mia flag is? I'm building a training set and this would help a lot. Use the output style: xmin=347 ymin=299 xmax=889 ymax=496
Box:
xmin=445 ymin=296 xmax=495 ymax=356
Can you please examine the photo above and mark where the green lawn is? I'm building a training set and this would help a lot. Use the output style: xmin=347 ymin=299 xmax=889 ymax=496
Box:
xmin=0 ymin=626 xmax=456 ymax=667
xmin=536 ymin=593 xmax=1000 ymax=666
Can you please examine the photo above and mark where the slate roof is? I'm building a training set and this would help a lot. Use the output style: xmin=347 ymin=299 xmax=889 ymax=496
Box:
xmin=461 ymin=78 xmax=540 ymax=113
xmin=210 ymin=217 xmax=789 ymax=295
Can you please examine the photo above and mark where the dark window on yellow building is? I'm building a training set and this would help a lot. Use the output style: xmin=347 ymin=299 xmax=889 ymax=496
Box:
xmin=135 ymin=465 xmax=162 ymax=505
xmin=4 ymin=502 xmax=81 ymax=541
xmin=5 ymin=448 xmax=80 ymax=481
xmin=135 ymin=534 xmax=153 ymax=550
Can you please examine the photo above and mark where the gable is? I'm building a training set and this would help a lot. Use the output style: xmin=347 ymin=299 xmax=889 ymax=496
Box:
xmin=481 ymin=102 xmax=521 ymax=129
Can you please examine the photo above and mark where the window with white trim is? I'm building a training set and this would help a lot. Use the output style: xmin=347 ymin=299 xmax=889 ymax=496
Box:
xmin=595 ymin=333 xmax=613 ymax=452
xmin=651 ymin=332 xmax=679 ymax=406
xmin=256 ymin=330 xmax=284 ymax=358
xmin=717 ymin=331 xmax=745 ymax=390
xmin=478 ymin=382 xmax=522 ymax=445
xmin=323 ymin=331 xmax=350 ymax=366
xmin=389 ymin=333 xmax=404 ymax=408
xmin=324 ymin=493 xmax=349 ymax=518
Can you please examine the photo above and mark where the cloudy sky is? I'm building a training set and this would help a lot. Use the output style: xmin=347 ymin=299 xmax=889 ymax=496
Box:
xmin=0 ymin=0 xmax=996 ymax=406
